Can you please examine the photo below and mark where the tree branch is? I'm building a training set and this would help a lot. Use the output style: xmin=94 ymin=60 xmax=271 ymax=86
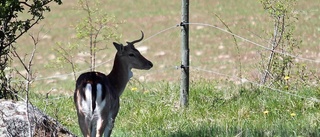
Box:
xmin=19 ymin=2 xmax=32 ymax=7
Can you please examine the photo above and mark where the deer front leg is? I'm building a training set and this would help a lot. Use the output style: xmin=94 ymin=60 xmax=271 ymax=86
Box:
xmin=103 ymin=117 xmax=115 ymax=137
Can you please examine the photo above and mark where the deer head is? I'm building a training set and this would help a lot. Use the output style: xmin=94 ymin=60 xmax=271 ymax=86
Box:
xmin=112 ymin=31 xmax=153 ymax=70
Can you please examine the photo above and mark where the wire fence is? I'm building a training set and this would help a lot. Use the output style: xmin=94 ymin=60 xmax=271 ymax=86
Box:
xmin=10 ymin=22 xmax=320 ymax=102
xmin=186 ymin=22 xmax=320 ymax=63
xmin=191 ymin=66 xmax=320 ymax=102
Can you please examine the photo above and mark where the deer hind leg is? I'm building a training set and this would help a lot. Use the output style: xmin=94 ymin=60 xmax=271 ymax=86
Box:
xmin=95 ymin=83 xmax=108 ymax=137
xmin=77 ymin=83 xmax=94 ymax=136
xmin=77 ymin=113 xmax=90 ymax=137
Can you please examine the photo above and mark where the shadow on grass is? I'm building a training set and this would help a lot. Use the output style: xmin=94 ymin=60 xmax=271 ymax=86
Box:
xmin=168 ymin=125 xmax=320 ymax=137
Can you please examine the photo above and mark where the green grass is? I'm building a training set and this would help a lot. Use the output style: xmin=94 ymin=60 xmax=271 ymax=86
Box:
xmin=30 ymin=80 xmax=320 ymax=136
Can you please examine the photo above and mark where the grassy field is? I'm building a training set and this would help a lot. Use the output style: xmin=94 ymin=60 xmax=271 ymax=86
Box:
xmin=11 ymin=0 xmax=320 ymax=136
xmin=31 ymin=80 xmax=320 ymax=136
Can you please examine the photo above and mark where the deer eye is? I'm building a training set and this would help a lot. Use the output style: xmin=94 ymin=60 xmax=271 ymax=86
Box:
xmin=129 ymin=53 xmax=135 ymax=57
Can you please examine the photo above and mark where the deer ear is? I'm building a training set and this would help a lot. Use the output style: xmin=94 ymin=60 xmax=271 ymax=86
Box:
xmin=113 ymin=42 xmax=124 ymax=52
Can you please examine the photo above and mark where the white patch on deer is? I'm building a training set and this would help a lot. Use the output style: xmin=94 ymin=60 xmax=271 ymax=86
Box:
xmin=96 ymin=118 xmax=104 ymax=136
xmin=96 ymin=84 xmax=103 ymax=104
xmin=96 ymin=83 xmax=106 ymax=111
xmin=81 ymin=84 xmax=92 ymax=115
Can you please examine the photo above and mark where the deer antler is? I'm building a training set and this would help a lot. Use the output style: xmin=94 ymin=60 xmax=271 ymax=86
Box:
xmin=126 ymin=31 xmax=144 ymax=45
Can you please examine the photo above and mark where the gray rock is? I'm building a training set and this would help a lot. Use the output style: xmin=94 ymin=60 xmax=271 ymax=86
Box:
xmin=0 ymin=99 xmax=77 ymax=137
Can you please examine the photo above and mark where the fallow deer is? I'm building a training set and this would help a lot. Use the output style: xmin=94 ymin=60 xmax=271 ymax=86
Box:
xmin=74 ymin=31 xmax=153 ymax=137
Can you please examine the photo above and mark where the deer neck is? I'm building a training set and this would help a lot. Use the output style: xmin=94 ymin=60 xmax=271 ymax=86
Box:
xmin=107 ymin=56 xmax=132 ymax=97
